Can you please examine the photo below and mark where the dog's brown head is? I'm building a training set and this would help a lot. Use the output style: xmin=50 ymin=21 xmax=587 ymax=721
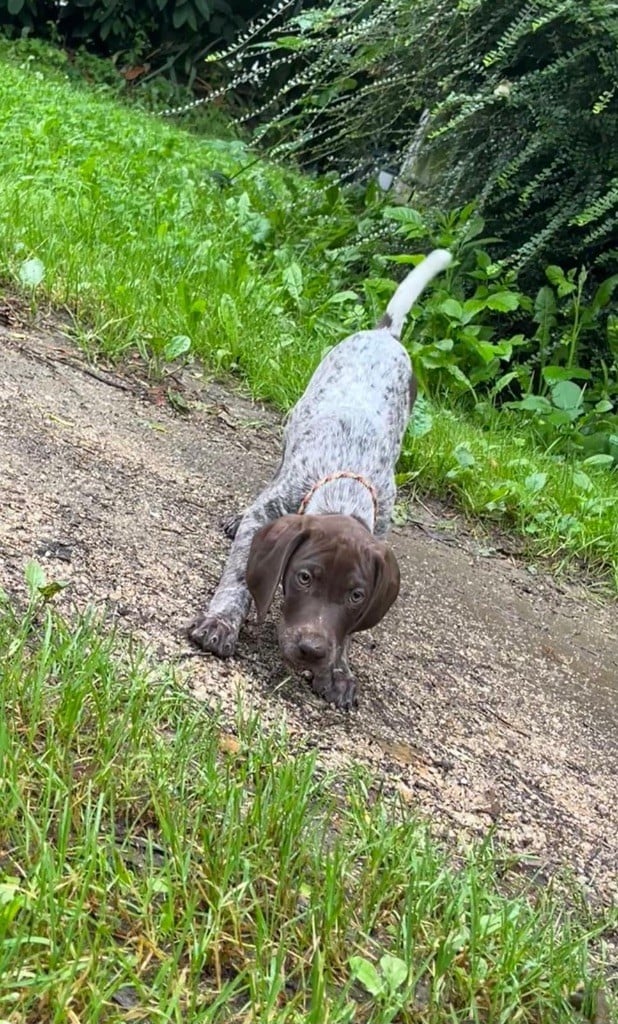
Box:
xmin=246 ymin=514 xmax=400 ymax=675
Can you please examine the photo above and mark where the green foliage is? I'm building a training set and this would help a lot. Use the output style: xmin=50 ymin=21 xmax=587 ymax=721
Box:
xmin=401 ymin=403 xmax=618 ymax=586
xmin=379 ymin=203 xmax=618 ymax=468
xmin=0 ymin=598 xmax=612 ymax=1019
xmin=187 ymin=0 xmax=618 ymax=278
xmin=0 ymin=0 xmax=268 ymax=86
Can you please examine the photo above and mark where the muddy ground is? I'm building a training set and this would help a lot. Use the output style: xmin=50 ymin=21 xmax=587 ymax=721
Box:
xmin=1 ymin=303 xmax=617 ymax=908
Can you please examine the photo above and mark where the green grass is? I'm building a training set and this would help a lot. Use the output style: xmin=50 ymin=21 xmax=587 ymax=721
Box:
xmin=0 ymin=43 xmax=617 ymax=586
xmin=402 ymin=401 xmax=618 ymax=587
xmin=0 ymin=594 xmax=613 ymax=1022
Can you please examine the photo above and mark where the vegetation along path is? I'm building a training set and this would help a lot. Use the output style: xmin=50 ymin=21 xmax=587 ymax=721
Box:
xmin=1 ymin=307 xmax=617 ymax=906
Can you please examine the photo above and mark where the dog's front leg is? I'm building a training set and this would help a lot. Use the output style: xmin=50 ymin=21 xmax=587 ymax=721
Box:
xmin=188 ymin=490 xmax=284 ymax=657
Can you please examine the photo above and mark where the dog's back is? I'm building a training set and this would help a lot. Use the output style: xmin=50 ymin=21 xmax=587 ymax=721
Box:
xmin=287 ymin=248 xmax=452 ymax=442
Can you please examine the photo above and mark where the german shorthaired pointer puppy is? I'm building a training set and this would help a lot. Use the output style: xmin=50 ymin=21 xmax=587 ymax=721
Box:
xmin=189 ymin=249 xmax=452 ymax=708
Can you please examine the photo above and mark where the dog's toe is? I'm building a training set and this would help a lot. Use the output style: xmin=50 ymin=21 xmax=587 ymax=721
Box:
xmin=187 ymin=615 xmax=238 ymax=657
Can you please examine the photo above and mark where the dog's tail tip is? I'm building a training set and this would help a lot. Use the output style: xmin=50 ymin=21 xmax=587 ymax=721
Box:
xmin=426 ymin=248 xmax=453 ymax=272
xmin=379 ymin=248 xmax=453 ymax=338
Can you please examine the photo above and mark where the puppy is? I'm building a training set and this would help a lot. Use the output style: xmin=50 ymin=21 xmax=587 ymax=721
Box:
xmin=189 ymin=250 xmax=452 ymax=707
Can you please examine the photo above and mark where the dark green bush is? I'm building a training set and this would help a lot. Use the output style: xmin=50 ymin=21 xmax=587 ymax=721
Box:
xmin=190 ymin=0 xmax=618 ymax=280
xmin=0 ymin=0 xmax=268 ymax=84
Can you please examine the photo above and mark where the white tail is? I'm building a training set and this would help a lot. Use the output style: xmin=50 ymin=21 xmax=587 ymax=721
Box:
xmin=381 ymin=248 xmax=452 ymax=338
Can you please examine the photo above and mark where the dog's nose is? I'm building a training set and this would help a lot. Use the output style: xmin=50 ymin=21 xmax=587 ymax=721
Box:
xmin=297 ymin=635 xmax=328 ymax=662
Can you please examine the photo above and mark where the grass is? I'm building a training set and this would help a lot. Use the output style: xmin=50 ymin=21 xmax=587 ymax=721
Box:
xmin=402 ymin=401 xmax=618 ymax=586
xmin=0 ymin=592 xmax=613 ymax=1022
xmin=0 ymin=40 xmax=617 ymax=586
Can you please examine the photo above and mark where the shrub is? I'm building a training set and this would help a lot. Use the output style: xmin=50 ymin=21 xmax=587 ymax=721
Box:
xmin=0 ymin=0 xmax=269 ymax=85
xmin=182 ymin=0 xmax=618 ymax=279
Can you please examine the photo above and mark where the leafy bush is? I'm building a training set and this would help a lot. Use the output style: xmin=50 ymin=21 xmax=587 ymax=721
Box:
xmin=0 ymin=0 xmax=269 ymax=85
xmin=183 ymin=0 xmax=618 ymax=279
xmin=379 ymin=204 xmax=618 ymax=466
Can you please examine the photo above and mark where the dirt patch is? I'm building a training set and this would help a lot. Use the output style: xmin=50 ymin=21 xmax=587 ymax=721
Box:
xmin=1 ymin=307 xmax=617 ymax=907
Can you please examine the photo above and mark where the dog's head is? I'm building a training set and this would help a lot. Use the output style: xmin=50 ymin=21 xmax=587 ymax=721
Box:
xmin=246 ymin=514 xmax=400 ymax=675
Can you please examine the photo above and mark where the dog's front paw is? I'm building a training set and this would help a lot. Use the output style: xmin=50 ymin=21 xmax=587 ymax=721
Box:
xmin=312 ymin=669 xmax=358 ymax=711
xmin=188 ymin=614 xmax=238 ymax=657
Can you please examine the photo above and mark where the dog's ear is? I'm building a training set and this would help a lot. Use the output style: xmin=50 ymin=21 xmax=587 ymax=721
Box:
xmin=353 ymin=543 xmax=400 ymax=632
xmin=246 ymin=515 xmax=309 ymax=623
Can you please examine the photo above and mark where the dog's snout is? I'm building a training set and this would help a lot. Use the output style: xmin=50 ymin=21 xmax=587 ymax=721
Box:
xmin=296 ymin=634 xmax=328 ymax=662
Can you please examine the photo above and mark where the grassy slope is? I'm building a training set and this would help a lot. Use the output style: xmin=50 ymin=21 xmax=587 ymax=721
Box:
xmin=0 ymin=599 xmax=610 ymax=1022
xmin=0 ymin=48 xmax=616 ymax=590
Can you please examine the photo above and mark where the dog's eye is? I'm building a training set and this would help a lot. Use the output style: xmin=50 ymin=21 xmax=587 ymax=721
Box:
xmin=296 ymin=569 xmax=312 ymax=587
xmin=349 ymin=588 xmax=365 ymax=604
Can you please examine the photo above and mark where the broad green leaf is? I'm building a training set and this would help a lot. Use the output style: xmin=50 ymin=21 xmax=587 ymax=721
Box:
xmin=492 ymin=370 xmax=520 ymax=394
xmin=485 ymin=291 xmax=520 ymax=312
xmin=453 ymin=443 xmax=475 ymax=469
xmin=551 ymin=380 xmax=583 ymax=411
xmin=543 ymin=365 xmax=591 ymax=383
xmin=461 ymin=297 xmax=487 ymax=322
xmin=38 ymin=580 xmax=69 ymax=601
xmin=190 ymin=298 xmax=206 ymax=316
xmin=545 ymin=265 xmax=576 ymax=296
xmin=383 ymin=207 xmax=425 ymax=229
xmin=594 ymin=399 xmax=613 ymax=413
xmin=163 ymin=335 xmax=191 ymax=362
xmin=172 ymin=4 xmax=189 ymax=27
xmin=25 ymin=561 xmax=46 ymax=596
xmin=350 ymin=957 xmax=383 ymax=996
xmin=463 ymin=214 xmax=485 ymax=240
xmin=546 ymin=408 xmax=577 ymax=426
xmin=326 ymin=290 xmax=358 ymax=304
xmin=283 ymin=262 xmax=303 ymax=302
xmin=476 ymin=340 xmax=512 ymax=363
xmin=380 ymin=954 xmax=408 ymax=992
xmin=573 ymin=470 xmax=592 ymax=492
xmin=444 ymin=363 xmax=474 ymax=391
xmin=592 ymin=274 xmax=618 ymax=311
xmin=246 ymin=214 xmax=271 ymax=244
xmin=524 ymin=472 xmax=547 ymax=494
xmin=510 ymin=395 xmax=552 ymax=413
xmin=534 ymin=286 xmax=557 ymax=332
xmin=583 ymin=453 xmax=614 ymax=468
xmin=440 ymin=298 xmax=463 ymax=320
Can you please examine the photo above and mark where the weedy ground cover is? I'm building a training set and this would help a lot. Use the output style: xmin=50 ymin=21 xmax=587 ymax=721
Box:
xmin=0 ymin=591 xmax=613 ymax=1022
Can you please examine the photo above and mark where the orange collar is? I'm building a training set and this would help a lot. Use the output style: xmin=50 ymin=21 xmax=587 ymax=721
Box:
xmin=298 ymin=471 xmax=379 ymax=521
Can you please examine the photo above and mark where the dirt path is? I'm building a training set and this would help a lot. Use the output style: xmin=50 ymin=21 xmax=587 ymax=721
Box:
xmin=1 ymin=308 xmax=617 ymax=905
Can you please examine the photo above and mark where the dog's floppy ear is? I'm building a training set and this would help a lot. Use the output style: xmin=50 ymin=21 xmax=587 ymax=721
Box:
xmin=246 ymin=515 xmax=309 ymax=623
xmin=353 ymin=543 xmax=400 ymax=632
